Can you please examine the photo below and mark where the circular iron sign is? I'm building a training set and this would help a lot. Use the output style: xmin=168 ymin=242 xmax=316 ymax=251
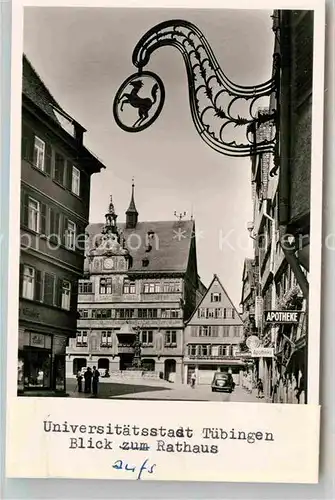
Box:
xmin=246 ymin=335 xmax=261 ymax=350
xmin=113 ymin=71 xmax=165 ymax=133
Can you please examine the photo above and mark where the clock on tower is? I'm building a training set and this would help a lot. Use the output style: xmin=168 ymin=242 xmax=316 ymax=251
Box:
xmin=103 ymin=258 xmax=114 ymax=270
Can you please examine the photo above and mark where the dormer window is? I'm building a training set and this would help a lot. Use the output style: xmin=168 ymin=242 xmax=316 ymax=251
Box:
xmin=211 ymin=292 xmax=221 ymax=302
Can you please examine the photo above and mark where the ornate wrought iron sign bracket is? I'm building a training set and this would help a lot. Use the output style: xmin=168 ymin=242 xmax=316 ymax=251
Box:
xmin=113 ymin=19 xmax=280 ymax=166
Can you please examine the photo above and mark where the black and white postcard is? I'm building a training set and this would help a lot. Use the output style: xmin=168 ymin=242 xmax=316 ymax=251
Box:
xmin=5 ymin=0 xmax=325 ymax=484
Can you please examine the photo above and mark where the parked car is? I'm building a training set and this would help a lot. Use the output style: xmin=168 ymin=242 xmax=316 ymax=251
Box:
xmin=211 ymin=372 xmax=234 ymax=393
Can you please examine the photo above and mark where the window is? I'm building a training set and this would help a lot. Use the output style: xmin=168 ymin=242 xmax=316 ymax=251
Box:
xmin=199 ymin=345 xmax=211 ymax=356
xmin=222 ymin=326 xmax=230 ymax=337
xmin=163 ymin=282 xmax=181 ymax=293
xmin=22 ymin=265 xmax=35 ymax=300
xmin=215 ymin=308 xmax=222 ymax=318
xmin=143 ymin=282 xmax=160 ymax=293
xmin=233 ymin=326 xmax=241 ymax=337
xmin=101 ymin=331 xmax=113 ymax=347
xmin=76 ymin=331 xmax=88 ymax=346
xmin=33 ymin=136 xmax=45 ymax=171
xmin=28 ymin=197 xmax=40 ymax=232
xmin=100 ymin=278 xmax=113 ymax=294
xmin=65 ymin=220 xmax=76 ymax=250
xmin=141 ymin=330 xmax=153 ymax=344
xmin=91 ymin=309 xmax=112 ymax=319
xmin=165 ymin=330 xmax=177 ymax=345
xmin=54 ymin=153 xmax=65 ymax=184
xmin=206 ymin=308 xmax=215 ymax=318
xmin=71 ymin=166 xmax=80 ymax=196
xmin=197 ymin=308 xmax=206 ymax=318
xmin=199 ymin=326 xmax=211 ymax=337
xmin=188 ymin=345 xmax=197 ymax=356
xmin=79 ymin=309 xmax=89 ymax=319
xmin=218 ymin=345 xmax=230 ymax=356
xmin=212 ymin=326 xmax=219 ymax=337
xmin=211 ymin=292 xmax=221 ymax=302
xmin=123 ymin=280 xmax=135 ymax=294
xmin=138 ymin=308 xmax=157 ymax=319
xmin=43 ymin=273 xmax=55 ymax=306
xmin=161 ymin=308 xmax=180 ymax=319
xmin=116 ymin=309 xmax=134 ymax=319
xmin=79 ymin=281 xmax=93 ymax=294
xmin=61 ymin=280 xmax=71 ymax=310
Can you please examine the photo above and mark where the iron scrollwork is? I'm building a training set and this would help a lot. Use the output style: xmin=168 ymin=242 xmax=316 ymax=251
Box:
xmin=114 ymin=19 xmax=279 ymax=163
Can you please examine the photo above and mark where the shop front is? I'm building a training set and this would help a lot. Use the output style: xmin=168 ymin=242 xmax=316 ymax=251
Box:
xmin=18 ymin=329 xmax=66 ymax=394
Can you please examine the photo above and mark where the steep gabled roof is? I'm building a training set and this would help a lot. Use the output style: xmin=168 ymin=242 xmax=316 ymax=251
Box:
xmin=22 ymin=54 xmax=72 ymax=127
xmin=187 ymin=274 xmax=243 ymax=325
xmin=240 ymin=258 xmax=257 ymax=305
xmin=86 ymin=219 xmax=195 ymax=274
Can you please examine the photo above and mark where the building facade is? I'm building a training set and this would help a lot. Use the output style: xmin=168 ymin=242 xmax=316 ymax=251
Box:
xmin=18 ymin=56 xmax=105 ymax=394
xmin=66 ymin=187 xmax=205 ymax=383
xmin=183 ymin=275 xmax=245 ymax=385
xmin=239 ymin=10 xmax=312 ymax=403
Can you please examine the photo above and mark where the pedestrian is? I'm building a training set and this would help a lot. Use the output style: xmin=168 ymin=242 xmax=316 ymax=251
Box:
xmin=256 ymin=378 xmax=264 ymax=398
xmin=84 ymin=367 xmax=93 ymax=393
xmin=190 ymin=372 xmax=196 ymax=388
xmin=76 ymin=370 xmax=83 ymax=393
xmin=92 ymin=366 xmax=100 ymax=397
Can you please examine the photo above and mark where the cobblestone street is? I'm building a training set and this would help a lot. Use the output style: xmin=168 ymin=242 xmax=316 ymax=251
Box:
xmin=66 ymin=378 xmax=269 ymax=402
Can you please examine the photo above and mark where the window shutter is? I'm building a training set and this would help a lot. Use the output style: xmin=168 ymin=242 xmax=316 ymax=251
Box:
xmin=19 ymin=263 xmax=24 ymax=297
xmin=56 ymin=278 xmax=63 ymax=307
xmin=62 ymin=215 xmax=69 ymax=245
xmin=40 ymin=203 xmax=47 ymax=235
xmin=66 ymin=161 xmax=73 ymax=190
xmin=70 ymin=278 xmax=79 ymax=311
xmin=35 ymin=270 xmax=43 ymax=301
xmin=55 ymin=212 xmax=61 ymax=236
xmin=21 ymin=192 xmax=29 ymax=227
xmin=49 ymin=207 xmax=55 ymax=235
xmin=45 ymin=143 xmax=52 ymax=176
xmin=21 ymin=125 xmax=34 ymax=162
xmin=191 ymin=326 xmax=197 ymax=337
xmin=80 ymin=172 xmax=90 ymax=202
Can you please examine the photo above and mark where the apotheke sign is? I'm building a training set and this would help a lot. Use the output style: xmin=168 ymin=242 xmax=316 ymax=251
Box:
xmin=264 ymin=310 xmax=301 ymax=324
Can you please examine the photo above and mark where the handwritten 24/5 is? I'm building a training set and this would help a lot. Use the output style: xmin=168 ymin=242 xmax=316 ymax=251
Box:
xmin=112 ymin=458 xmax=156 ymax=480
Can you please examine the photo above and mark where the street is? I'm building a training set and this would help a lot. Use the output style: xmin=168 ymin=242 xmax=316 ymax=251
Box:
xmin=66 ymin=378 xmax=268 ymax=403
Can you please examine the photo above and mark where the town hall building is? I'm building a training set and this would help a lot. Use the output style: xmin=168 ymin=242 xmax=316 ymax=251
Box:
xmin=66 ymin=184 xmax=206 ymax=383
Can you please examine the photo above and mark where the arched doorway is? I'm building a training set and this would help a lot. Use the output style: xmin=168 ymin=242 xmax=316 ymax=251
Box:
xmin=164 ymin=359 xmax=176 ymax=382
xmin=73 ymin=358 xmax=87 ymax=375
xmin=142 ymin=359 xmax=155 ymax=372
xmin=98 ymin=358 xmax=110 ymax=376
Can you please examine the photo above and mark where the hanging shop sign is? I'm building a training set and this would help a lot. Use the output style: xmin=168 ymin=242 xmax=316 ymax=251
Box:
xmin=251 ymin=347 xmax=274 ymax=358
xmin=246 ymin=335 xmax=261 ymax=350
xmin=264 ymin=310 xmax=302 ymax=324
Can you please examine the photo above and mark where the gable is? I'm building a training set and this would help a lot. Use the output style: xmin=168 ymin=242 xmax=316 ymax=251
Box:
xmin=187 ymin=275 xmax=243 ymax=326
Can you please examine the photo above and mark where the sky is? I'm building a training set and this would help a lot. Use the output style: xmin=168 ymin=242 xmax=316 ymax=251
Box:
xmin=23 ymin=7 xmax=274 ymax=307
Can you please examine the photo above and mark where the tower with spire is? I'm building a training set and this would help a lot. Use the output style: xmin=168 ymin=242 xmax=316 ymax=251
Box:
xmin=126 ymin=179 xmax=139 ymax=229
xmin=102 ymin=195 xmax=119 ymax=237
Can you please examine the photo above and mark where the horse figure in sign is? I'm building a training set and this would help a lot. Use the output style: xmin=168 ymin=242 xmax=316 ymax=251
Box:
xmin=119 ymin=79 xmax=159 ymax=128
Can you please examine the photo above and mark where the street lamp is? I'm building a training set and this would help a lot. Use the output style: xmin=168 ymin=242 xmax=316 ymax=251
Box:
xmin=113 ymin=19 xmax=279 ymax=167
